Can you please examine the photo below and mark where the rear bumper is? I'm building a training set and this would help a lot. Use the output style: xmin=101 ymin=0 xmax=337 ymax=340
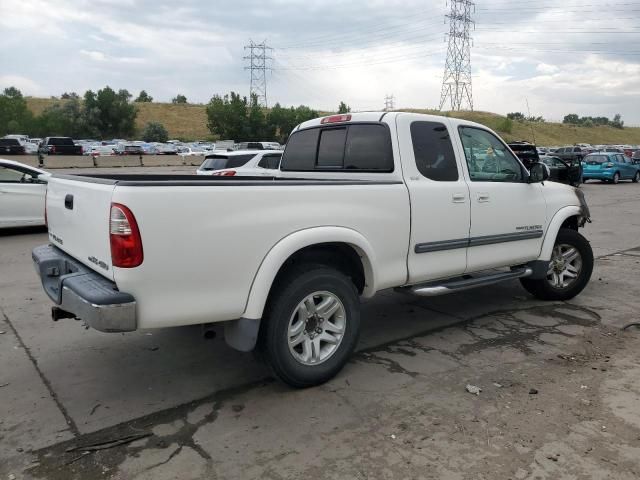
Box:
xmin=32 ymin=244 xmax=137 ymax=332
xmin=583 ymin=170 xmax=614 ymax=180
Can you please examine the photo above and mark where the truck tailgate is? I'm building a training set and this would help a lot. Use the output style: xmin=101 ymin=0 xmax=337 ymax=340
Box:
xmin=46 ymin=177 xmax=116 ymax=280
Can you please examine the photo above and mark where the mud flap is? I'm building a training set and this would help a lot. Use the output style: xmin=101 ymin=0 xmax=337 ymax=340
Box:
xmin=224 ymin=318 xmax=261 ymax=352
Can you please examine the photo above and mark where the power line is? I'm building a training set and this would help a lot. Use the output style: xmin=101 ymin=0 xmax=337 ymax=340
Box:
xmin=244 ymin=40 xmax=273 ymax=107
xmin=440 ymin=0 xmax=475 ymax=111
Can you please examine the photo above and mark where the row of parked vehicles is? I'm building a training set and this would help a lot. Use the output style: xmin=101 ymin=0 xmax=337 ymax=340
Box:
xmin=508 ymin=142 xmax=640 ymax=186
xmin=0 ymin=135 xmax=283 ymax=157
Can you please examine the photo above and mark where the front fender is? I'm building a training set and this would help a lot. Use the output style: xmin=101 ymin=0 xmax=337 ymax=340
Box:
xmin=242 ymin=226 xmax=377 ymax=320
xmin=539 ymin=206 xmax=583 ymax=261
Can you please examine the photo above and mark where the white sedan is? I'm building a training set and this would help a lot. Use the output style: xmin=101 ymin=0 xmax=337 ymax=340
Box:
xmin=196 ymin=150 xmax=282 ymax=176
xmin=0 ymin=159 xmax=50 ymax=228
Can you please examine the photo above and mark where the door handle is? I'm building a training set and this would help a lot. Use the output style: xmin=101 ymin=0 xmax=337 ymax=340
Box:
xmin=452 ymin=193 xmax=467 ymax=203
xmin=477 ymin=193 xmax=490 ymax=203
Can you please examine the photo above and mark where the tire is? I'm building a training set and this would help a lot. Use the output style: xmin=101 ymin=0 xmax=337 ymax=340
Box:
xmin=520 ymin=228 xmax=593 ymax=301
xmin=261 ymin=264 xmax=361 ymax=388
xmin=612 ymin=172 xmax=620 ymax=184
xmin=632 ymin=171 xmax=640 ymax=183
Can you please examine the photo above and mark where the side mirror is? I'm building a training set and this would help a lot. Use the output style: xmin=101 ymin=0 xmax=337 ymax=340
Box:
xmin=529 ymin=162 xmax=550 ymax=183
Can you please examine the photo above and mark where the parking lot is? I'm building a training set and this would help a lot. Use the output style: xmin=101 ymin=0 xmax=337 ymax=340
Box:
xmin=1 ymin=173 xmax=640 ymax=479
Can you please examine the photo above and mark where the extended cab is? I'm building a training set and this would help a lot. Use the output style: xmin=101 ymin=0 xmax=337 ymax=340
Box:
xmin=33 ymin=112 xmax=593 ymax=387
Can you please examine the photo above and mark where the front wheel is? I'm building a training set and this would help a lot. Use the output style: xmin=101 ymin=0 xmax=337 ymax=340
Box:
xmin=612 ymin=172 xmax=620 ymax=184
xmin=632 ymin=171 xmax=640 ymax=183
xmin=261 ymin=265 xmax=361 ymax=388
xmin=520 ymin=228 xmax=593 ymax=301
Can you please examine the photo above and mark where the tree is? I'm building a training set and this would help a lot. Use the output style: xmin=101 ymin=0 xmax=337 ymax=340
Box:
xmin=135 ymin=90 xmax=153 ymax=103
xmin=61 ymin=92 xmax=79 ymax=100
xmin=611 ymin=113 xmax=624 ymax=129
xmin=36 ymin=97 xmax=86 ymax=138
xmin=206 ymin=92 xmax=249 ymax=140
xmin=83 ymin=86 xmax=137 ymax=138
xmin=247 ymin=94 xmax=270 ymax=141
xmin=141 ymin=122 xmax=168 ymax=142
xmin=172 ymin=94 xmax=187 ymax=104
xmin=0 ymin=87 xmax=35 ymax=135
xmin=267 ymin=103 xmax=297 ymax=143
xmin=338 ymin=101 xmax=351 ymax=114
xmin=507 ymin=112 xmax=525 ymax=122
xmin=563 ymin=114 xmax=580 ymax=125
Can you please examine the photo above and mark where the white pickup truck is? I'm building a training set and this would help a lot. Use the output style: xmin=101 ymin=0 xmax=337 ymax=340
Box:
xmin=33 ymin=112 xmax=593 ymax=387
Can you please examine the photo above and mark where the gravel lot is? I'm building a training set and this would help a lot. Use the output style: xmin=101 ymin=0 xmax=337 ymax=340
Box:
xmin=1 ymin=171 xmax=639 ymax=479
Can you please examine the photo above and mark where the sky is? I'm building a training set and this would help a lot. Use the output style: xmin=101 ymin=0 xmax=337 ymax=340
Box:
xmin=1 ymin=0 xmax=640 ymax=123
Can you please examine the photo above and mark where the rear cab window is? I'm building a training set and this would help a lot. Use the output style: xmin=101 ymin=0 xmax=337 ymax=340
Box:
xmin=281 ymin=123 xmax=394 ymax=172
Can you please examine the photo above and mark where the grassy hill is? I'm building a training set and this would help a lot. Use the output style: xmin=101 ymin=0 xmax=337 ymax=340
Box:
xmin=26 ymin=97 xmax=640 ymax=146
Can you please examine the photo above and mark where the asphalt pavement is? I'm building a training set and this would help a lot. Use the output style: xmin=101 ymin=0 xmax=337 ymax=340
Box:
xmin=1 ymin=174 xmax=639 ymax=479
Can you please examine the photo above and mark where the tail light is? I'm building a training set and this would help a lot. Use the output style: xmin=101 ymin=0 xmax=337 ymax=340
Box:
xmin=212 ymin=171 xmax=236 ymax=176
xmin=110 ymin=203 xmax=143 ymax=268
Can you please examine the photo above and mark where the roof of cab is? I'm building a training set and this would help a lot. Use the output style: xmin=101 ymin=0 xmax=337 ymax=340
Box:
xmin=295 ymin=111 xmax=488 ymax=132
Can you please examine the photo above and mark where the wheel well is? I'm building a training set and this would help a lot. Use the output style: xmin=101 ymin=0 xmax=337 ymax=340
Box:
xmin=561 ymin=216 xmax=579 ymax=231
xmin=269 ymin=243 xmax=366 ymax=299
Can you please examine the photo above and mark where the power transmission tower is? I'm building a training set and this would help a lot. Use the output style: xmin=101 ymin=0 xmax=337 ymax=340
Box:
xmin=244 ymin=40 xmax=273 ymax=107
xmin=384 ymin=94 xmax=395 ymax=111
xmin=439 ymin=0 xmax=475 ymax=111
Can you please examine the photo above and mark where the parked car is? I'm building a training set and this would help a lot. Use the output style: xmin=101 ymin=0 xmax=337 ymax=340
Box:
xmin=235 ymin=141 xmax=281 ymax=150
xmin=156 ymin=143 xmax=178 ymax=155
xmin=540 ymin=155 xmax=583 ymax=187
xmin=178 ymin=147 xmax=207 ymax=157
xmin=89 ymin=145 xmax=115 ymax=157
xmin=33 ymin=112 xmax=593 ymax=387
xmin=507 ymin=142 xmax=540 ymax=170
xmin=0 ymin=159 xmax=50 ymax=228
xmin=196 ymin=150 xmax=266 ymax=174
xmin=114 ymin=144 xmax=144 ymax=155
xmin=0 ymin=138 xmax=27 ymax=155
xmin=206 ymin=151 xmax=282 ymax=177
xmin=555 ymin=146 xmax=587 ymax=163
xmin=582 ymin=152 xmax=640 ymax=184
xmin=39 ymin=137 xmax=83 ymax=156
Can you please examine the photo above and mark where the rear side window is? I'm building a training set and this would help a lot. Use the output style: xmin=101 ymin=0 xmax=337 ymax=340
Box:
xmin=410 ymin=122 xmax=458 ymax=181
xmin=281 ymin=123 xmax=393 ymax=172
xmin=258 ymin=154 xmax=282 ymax=169
xmin=227 ymin=154 xmax=255 ymax=168
xmin=0 ymin=139 xmax=20 ymax=146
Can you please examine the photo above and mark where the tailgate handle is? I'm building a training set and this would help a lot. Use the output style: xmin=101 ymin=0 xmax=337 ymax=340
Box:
xmin=64 ymin=194 xmax=74 ymax=210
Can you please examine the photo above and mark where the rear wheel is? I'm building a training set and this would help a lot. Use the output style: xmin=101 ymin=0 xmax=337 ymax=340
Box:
xmin=520 ymin=228 xmax=593 ymax=301
xmin=632 ymin=171 xmax=640 ymax=183
xmin=261 ymin=265 xmax=361 ymax=388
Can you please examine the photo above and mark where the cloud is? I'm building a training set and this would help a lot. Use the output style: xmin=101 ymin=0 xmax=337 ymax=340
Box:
xmin=536 ymin=63 xmax=559 ymax=74
xmin=0 ymin=75 xmax=45 ymax=96
xmin=0 ymin=0 xmax=639 ymax=122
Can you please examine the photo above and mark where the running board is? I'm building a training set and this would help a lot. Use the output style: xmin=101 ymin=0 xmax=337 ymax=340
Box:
xmin=400 ymin=267 xmax=533 ymax=297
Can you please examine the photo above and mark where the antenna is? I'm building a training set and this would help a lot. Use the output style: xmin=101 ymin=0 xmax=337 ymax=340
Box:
xmin=525 ymin=97 xmax=537 ymax=144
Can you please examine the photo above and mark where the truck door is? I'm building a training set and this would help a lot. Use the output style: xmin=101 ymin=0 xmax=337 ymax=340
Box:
xmin=455 ymin=125 xmax=547 ymax=272
xmin=396 ymin=114 xmax=471 ymax=283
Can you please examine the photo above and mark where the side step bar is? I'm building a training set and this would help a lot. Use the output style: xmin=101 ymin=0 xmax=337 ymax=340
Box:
xmin=400 ymin=267 xmax=533 ymax=297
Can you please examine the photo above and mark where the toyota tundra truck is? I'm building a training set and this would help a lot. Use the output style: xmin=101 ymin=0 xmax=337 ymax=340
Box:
xmin=32 ymin=112 xmax=593 ymax=387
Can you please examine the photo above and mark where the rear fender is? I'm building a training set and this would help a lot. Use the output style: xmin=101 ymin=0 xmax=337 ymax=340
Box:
xmin=242 ymin=227 xmax=377 ymax=321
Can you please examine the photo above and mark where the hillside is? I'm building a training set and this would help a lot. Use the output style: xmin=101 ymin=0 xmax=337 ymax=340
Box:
xmin=25 ymin=97 xmax=640 ymax=145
